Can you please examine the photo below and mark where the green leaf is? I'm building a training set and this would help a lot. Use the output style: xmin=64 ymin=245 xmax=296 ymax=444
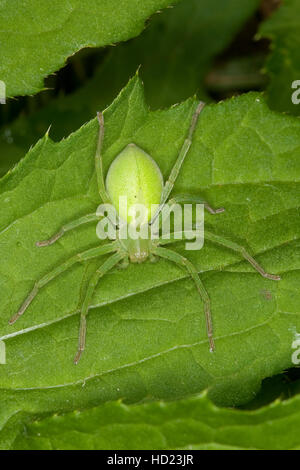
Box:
xmin=11 ymin=392 xmax=300 ymax=450
xmin=259 ymin=0 xmax=300 ymax=115
xmin=0 ymin=0 xmax=181 ymax=98
xmin=0 ymin=76 xmax=300 ymax=435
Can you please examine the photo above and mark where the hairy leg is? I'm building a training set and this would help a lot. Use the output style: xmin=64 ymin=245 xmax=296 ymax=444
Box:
xmin=156 ymin=229 xmax=280 ymax=280
xmin=152 ymin=245 xmax=215 ymax=352
xmin=36 ymin=111 xmax=119 ymax=248
xmin=96 ymin=112 xmax=112 ymax=205
xmin=74 ymin=251 xmax=125 ymax=364
xmin=151 ymin=194 xmax=224 ymax=237
xmin=204 ymin=230 xmax=280 ymax=280
xmin=36 ymin=213 xmax=99 ymax=247
xmin=150 ymin=101 xmax=205 ymax=225
xmin=9 ymin=242 xmax=118 ymax=325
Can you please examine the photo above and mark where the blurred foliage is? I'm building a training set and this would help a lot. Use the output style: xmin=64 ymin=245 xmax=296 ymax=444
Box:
xmin=1 ymin=0 xmax=262 ymax=176
xmin=11 ymin=390 xmax=300 ymax=450
xmin=259 ymin=0 xmax=300 ymax=115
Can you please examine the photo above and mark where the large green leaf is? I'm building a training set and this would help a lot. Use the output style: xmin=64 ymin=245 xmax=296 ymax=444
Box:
xmin=11 ymin=392 xmax=300 ymax=450
xmin=0 ymin=0 xmax=181 ymax=98
xmin=259 ymin=0 xmax=300 ymax=115
xmin=0 ymin=76 xmax=299 ymax=439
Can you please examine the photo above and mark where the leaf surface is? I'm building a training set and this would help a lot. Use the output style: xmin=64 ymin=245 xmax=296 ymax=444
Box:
xmin=0 ymin=76 xmax=299 ymax=437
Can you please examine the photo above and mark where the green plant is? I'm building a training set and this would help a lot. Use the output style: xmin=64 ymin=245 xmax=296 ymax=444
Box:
xmin=0 ymin=0 xmax=299 ymax=451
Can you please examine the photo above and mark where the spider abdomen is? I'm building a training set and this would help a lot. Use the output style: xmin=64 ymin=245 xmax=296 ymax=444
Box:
xmin=106 ymin=143 xmax=163 ymax=224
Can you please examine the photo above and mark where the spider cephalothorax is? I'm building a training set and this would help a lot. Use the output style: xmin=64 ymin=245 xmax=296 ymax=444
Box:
xmin=9 ymin=103 xmax=280 ymax=363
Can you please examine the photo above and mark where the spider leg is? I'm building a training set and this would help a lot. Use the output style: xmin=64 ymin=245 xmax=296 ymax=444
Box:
xmin=36 ymin=112 xmax=116 ymax=248
xmin=9 ymin=242 xmax=118 ymax=325
xmin=151 ymin=194 xmax=224 ymax=237
xmin=156 ymin=229 xmax=280 ymax=281
xmin=36 ymin=213 xmax=99 ymax=247
xmin=96 ymin=112 xmax=112 ymax=205
xmin=74 ymin=251 xmax=125 ymax=364
xmin=150 ymin=101 xmax=205 ymax=225
xmin=151 ymin=246 xmax=215 ymax=352
xmin=168 ymin=194 xmax=224 ymax=215
xmin=204 ymin=230 xmax=281 ymax=281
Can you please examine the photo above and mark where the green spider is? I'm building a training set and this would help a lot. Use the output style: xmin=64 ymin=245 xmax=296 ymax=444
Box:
xmin=9 ymin=102 xmax=280 ymax=363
